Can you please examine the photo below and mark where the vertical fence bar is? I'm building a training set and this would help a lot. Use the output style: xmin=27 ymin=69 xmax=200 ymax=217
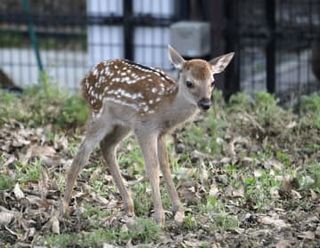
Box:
xmin=224 ymin=0 xmax=240 ymax=99
xmin=123 ymin=0 xmax=133 ymax=60
xmin=20 ymin=0 xmax=44 ymax=72
xmin=208 ymin=0 xmax=226 ymax=90
xmin=266 ymin=0 xmax=276 ymax=93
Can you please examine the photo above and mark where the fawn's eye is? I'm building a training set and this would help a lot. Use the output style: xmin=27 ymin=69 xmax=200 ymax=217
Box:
xmin=186 ymin=80 xmax=194 ymax=88
xmin=211 ymin=81 xmax=215 ymax=88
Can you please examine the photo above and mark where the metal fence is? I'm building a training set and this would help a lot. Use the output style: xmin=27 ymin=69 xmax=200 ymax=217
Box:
xmin=228 ymin=0 xmax=320 ymax=100
xmin=0 ymin=0 xmax=319 ymax=100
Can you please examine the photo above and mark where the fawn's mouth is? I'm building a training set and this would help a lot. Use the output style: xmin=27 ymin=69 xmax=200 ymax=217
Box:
xmin=197 ymin=99 xmax=212 ymax=111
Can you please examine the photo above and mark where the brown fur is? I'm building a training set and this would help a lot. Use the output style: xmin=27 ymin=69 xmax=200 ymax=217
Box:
xmin=61 ymin=47 xmax=234 ymax=226
xmin=184 ymin=59 xmax=212 ymax=81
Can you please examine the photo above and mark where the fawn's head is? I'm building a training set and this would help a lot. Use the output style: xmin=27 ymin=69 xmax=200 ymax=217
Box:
xmin=168 ymin=45 xmax=234 ymax=111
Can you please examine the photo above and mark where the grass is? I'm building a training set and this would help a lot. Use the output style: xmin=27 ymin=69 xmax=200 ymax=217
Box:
xmin=1 ymin=77 xmax=320 ymax=246
xmin=16 ymin=159 xmax=42 ymax=184
xmin=0 ymin=72 xmax=88 ymax=129
xmin=0 ymin=174 xmax=15 ymax=190
xmin=39 ymin=217 xmax=161 ymax=247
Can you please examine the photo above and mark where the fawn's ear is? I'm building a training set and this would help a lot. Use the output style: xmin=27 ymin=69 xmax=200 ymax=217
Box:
xmin=209 ymin=52 xmax=235 ymax=74
xmin=168 ymin=45 xmax=185 ymax=70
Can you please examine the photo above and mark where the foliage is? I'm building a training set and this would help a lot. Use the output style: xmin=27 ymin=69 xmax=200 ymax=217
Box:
xmin=0 ymin=88 xmax=320 ymax=247
xmin=0 ymin=72 xmax=88 ymax=129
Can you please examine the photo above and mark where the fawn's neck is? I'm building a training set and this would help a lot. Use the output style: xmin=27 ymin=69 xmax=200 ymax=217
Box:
xmin=159 ymin=84 xmax=199 ymax=130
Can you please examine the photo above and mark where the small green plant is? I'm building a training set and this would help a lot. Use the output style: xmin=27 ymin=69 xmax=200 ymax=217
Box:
xmin=133 ymin=182 xmax=152 ymax=216
xmin=127 ymin=217 xmax=161 ymax=243
xmin=299 ymin=163 xmax=320 ymax=192
xmin=300 ymin=93 xmax=320 ymax=114
xmin=0 ymin=90 xmax=23 ymax=125
xmin=17 ymin=159 xmax=42 ymax=184
xmin=228 ymin=92 xmax=252 ymax=112
xmin=299 ymin=93 xmax=320 ymax=128
xmin=183 ymin=213 xmax=198 ymax=230
xmin=42 ymin=230 xmax=118 ymax=248
xmin=0 ymin=174 xmax=15 ymax=190
xmin=244 ymin=170 xmax=280 ymax=210
xmin=213 ymin=213 xmax=239 ymax=231
xmin=57 ymin=95 xmax=89 ymax=128
xmin=275 ymin=150 xmax=291 ymax=168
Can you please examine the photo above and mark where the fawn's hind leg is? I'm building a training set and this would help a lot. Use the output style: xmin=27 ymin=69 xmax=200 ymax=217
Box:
xmin=100 ymin=125 xmax=134 ymax=216
xmin=62 ymin=116 xmax=113 ymax=214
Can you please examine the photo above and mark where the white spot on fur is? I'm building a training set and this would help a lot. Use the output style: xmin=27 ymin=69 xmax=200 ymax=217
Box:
xmin=104 ymin=97 xmax=139 ymax=111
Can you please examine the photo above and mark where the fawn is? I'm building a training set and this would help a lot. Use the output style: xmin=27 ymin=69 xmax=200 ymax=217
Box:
xmin=61 ymin=45 xmax=234 ymax=225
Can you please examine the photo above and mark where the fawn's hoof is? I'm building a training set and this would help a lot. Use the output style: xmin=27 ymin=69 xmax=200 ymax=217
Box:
xmin=172 ymin=205 xmax=185 ymax=224
xmin=59 ymin=200 xmax=70 ymax=216
xmin=153 ymin=211 xmax=165 ymax=226
xmin=124 ymin=201 xmax=135 ymax=217
xmin=174 ymin=209 xmax=185 ymax=224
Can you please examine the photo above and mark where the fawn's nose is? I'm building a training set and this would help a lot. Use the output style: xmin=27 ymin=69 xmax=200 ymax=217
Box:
xmin=197 ymin=98 xmax=212 ymax=111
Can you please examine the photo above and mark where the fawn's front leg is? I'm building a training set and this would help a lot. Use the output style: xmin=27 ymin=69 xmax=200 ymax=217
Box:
xmin=158 ymin=135 xmax=185 ymax=223
xmin=136 ymin=131 xmax=164 ymax=225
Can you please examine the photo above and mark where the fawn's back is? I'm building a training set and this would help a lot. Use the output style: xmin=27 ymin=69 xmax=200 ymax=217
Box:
xmin=61 ymin=46 xmax=235 ymax=226
xmin=82 ymin=60 xmax=177 ymax=117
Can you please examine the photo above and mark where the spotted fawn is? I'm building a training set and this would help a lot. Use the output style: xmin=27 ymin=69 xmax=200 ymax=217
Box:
xmin=62 ymin=45 xmax=234 ymax=225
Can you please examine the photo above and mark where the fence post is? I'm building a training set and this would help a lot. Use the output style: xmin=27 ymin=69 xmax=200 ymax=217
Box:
xmin=123 ymin=0 xmax=133 ymax=60
xmin=266 ymin=0 xmax=276 ymax=93
xmin=224 ymin=0 xmax=240 ymax=99
xmin=20 ymin=0 xmax=44 ymax=72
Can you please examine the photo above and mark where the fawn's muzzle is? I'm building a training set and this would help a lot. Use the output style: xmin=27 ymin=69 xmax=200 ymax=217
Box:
xmin=197 ymin=98 xmax=212 ymax=111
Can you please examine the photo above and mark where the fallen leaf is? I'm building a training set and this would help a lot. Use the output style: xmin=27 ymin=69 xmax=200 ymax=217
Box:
xmin=30 ymin=145 xmax=56 ymax=158
xmin=286 ymin=121 xmax=297 ymax=129
xmin=50 ymin=215 xmax=60 ymax=234
xmin=13 ymin=183 xmax=25 ymax=200
xmin=291 ymin=190 xmax=301 ymax=199
xmin=209 ymin=182 xmax=219 ymax=196
xmin=298 ymin=231 xmax=315 ymax=240
xmin=174 ymin=209 xmax=185 ymax=224
xmin=259 ymin=216 xmax=290 ymax=228
xmin=264 ymin=159 xmax=283 ymax=171
xmin=310 ymin=189 xmax=318 ymax=200
xmin=103 ymin=243 xmax=118 ymax=248
xmin=91 ymin=192 xmax=109 ymax=205
xmin=275 ymin=239 xmax=291 ymax=248
xmin=0 ymin=211 xmax=14 ymax=226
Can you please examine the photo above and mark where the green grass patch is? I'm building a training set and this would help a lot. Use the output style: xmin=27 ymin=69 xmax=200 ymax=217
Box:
xmin=16 ymin=159 xmax=42 ymax=184
xmin=40 ymin=218 xmax=160 ymax=247
xmin=0 ymin=174 xmax=15 ymax=190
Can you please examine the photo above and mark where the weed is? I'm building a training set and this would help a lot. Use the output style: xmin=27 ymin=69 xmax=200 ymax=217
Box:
xmin=127 ymin=217 xmax=161 ymax=243
xmin=244 ymin=170 xmax=280 ymax=210
xmin=42 ymin=230 xmax=117 ymax=248
xmin=41 ymin=217 xmax=160 ymax=247
xmin=213 ymin=213 xmax=239 ymax=231
xmin=183 ymin=213 xmax=198 ymax=230
xmin=0 ymin=174 xmax=15 ymax=190
xmin=299 ymin=163 xmax=320 ymax=192
xmin=133 ymin=181 xmax=152 ymax=217
xmin=275 ymin=150 xmax=291 ymax=168
xmin=299 ymin=93 xmax=320 ymax=128
xmin=16 ymin=159 xmax=42 ymax=184
xmin=300 ymin=93 xmax=320 ymax=114
xmin=57 ymin=94 xmax=88 ymax=128
xmin=228 ymin=92 xmax=252 ymax=112
xmin=0 ymin=72 xmax=88 ymax=129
